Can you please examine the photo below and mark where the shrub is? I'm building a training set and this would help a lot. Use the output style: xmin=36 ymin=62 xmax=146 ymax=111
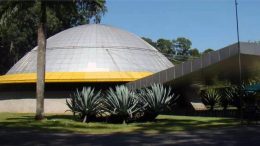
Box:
xmin=201 ymin=88 xmax=220 ymax=111
xmin=102 ymin=85 xmax=140 ymax=123
xmin=66 ymin=84 xmax=179 ymax=123
xmin=66 ymin=87 xmax=102 ymax=122
xmin=225 ymin=82 xmax=257 ymax=109
xmin=138 ymin=84 xmax=178 ymax=121
xmin=219 ymin=88 xmax=233 ymax=111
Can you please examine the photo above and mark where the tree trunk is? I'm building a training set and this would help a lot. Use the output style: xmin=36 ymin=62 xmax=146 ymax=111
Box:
xmin=35 ymin=1 xmax=46 ymax=120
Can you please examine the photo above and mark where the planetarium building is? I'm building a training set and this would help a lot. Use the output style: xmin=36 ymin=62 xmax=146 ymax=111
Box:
xmin=1 ymin=24 xmax=259 ymax=113
xmin=0 ymin=24 xmax=173 ymax=112
xmin=0 ymin=24 xmax=173 ymax=84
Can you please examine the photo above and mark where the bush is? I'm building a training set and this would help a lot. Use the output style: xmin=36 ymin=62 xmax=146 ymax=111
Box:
xmin=66 ymin=87 xmax=102 ymax=122
xmin=201 ymin=88 xmax=220 ymax=111
xmin=219 ymin=88 xmax=233 ymax=111
xmin=102 ymin=85 xmax=140 ymax=123
xmin=138 ymin=84 xmax=178 ymax=121
xmin=224 ymin=83 xmax=257 ymax=109
xmin=66 ymin=84 xmax=178 ymax=123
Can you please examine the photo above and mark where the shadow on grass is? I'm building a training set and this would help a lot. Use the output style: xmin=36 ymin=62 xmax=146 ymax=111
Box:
xmin=133 ymin=117 xmax=239 ymax=134
xmin=0 ymin=114 xmax=114 ymax=134
xmin=1 ymin=114 xmax=260 ymax=146
xmin=0 ymin=113 xmax=241 ymax=135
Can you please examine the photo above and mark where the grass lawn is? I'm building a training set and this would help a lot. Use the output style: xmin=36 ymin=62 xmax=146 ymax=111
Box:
xmin=0 ymin=113 xmax=240 ymax=134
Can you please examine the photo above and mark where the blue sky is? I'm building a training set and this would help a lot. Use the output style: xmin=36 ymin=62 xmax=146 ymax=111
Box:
xmin=102 ymin=0 xmax=260 ymax=51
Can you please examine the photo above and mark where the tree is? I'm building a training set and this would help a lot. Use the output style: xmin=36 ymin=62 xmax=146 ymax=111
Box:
xmin=203 ymin=48 xmax=214 ymax=54
xmin=0 ymin=0 xmax=107 ymax=120
xmin=35 ymin=1 xmax=47 ymax=120
xmin=142 ymin=37 xmax=156 ymax=48
xmin=189 ymin=48 xmax=200 ymax=57
xmin=174 ymin=37 xmax=192 ymax=55
xmin=0 ymin=2 xmax=37 ymax=74
xmin=0 ymin=0 xmax=107 ymax=75
xmin=156 ymin=38 xmax=173 ymax=54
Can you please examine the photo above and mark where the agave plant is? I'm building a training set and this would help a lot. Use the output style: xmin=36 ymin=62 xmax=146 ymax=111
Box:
xmin=225 ymin=81 xmax=257 ymax=109
xmin=66 ymin=87 xmax=102 ymax=122
xmin=139 ymin=84 xmax=178 ymax=120
xmin=201 ymin=88 xmax=220 ymax=111
xmin=218 ymin=88 xmax=233 ymax=111
xmin=102 ymin=85 xmax=140 ymax=123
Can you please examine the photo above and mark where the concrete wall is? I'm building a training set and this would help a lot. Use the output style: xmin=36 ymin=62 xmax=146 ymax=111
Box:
xmin=0 ymin=91 xmax=70 ymax=113
xmin=0 ymin=98 xmax=69 ymax=113
xmin=0 ymin=82 xmax=123 ymax=113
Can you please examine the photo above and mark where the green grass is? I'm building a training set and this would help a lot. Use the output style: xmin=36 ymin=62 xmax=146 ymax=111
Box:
xmin=0 ymin=113 xmax=240 ymax=134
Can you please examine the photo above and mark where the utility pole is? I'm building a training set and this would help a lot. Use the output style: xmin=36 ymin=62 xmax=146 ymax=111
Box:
xmin=235 ymin=0 xmax=240 ymax=46
xmin=235 ymin=0 xmax=243 ymax=124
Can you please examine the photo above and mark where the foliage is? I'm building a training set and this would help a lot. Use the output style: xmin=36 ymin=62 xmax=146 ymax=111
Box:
xmin=102 ymin=85 xmax=140 ymax=123
xmin=201 ymin=80 xmax=258 ymax=111
xmin=224 ymin=81 xmax=257 ymax=109
xmin=172 ymin=55 xmax=189 ymax=62
xmin=223 ymin=86 xmax=242 ymax=110
xmin=139 ymin=84 xmax=178 ymax=120
xmin=189 ymin=48 xmax=200 ymax=57
xmin=142 ymin=37 xmax=157 ymax=48
xmin=173 ymin=37 xmax=192 ymax=55
xmin=66 ymin=87 xmax=102 ymax=122
xmin=0 ymin=1 xmax=37 ymax=74
xmin=65 ymin=84 xmax=178 ymax=123
xmin=142 ymin=37 xmax=194 ymax=56
xmin=203 ymin=48 xmax=214 ymax=54
xmin=201 ymin=88 xmax=221 ymax=111
xmin=218 ymin=88 xmax=233 ymax=110
xmin=142 ymin=36 xmax=201 ymax=64
xmin=0 ymin=0 xmax=107 ymax=75
xmin=76 ymin=0 xmax=107 ymax=24
xmin=156 ymin=38 xmax=174 ymax=54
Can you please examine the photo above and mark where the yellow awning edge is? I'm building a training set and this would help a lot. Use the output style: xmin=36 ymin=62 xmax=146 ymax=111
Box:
xmin=0 ymin=72 xmax=153 ymax=84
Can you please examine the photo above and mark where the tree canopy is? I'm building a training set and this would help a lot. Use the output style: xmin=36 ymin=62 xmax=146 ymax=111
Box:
xmin=203 ymin=48 xmax=214 ymax=54
xmin=142 ymin=36 xmax=201 ymax=64
xmin=0 ymin=0 xmax=107 ymax=75
xmin=141 ymin=37 xmax=156 ymax=48
xmin=174 ymin=37 xmax=192 ymax=55
xmin=189 ymin=48 xmax=200 ymax=57
xmin=156 ymin=38 xmax=173 ymax=54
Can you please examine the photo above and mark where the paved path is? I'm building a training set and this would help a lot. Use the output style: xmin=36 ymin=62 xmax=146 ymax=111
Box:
xmin=1 ymin=126 xmax=260 ymax=146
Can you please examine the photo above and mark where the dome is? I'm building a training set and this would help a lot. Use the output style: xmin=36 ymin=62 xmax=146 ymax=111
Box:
xmin=0 ymin=24 xmax=173 ymax=83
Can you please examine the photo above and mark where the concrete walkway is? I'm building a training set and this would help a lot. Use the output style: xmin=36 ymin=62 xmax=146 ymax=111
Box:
xmin=1 ymin=126 xmax=260 ymax=146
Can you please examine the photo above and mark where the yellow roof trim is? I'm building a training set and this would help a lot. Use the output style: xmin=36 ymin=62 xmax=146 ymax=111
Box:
xmin=0 ymin=72 xmax=153 ymax=84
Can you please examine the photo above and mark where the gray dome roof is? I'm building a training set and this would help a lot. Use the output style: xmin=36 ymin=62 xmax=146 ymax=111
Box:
xmin=7 ymin=24 xmax=173 ymax=74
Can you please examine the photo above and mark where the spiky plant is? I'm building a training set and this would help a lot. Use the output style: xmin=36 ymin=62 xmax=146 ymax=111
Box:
xmin=225 ymin=81 xmax=257 ymax=109
xmin=139 ymin=84 xmax=178 ymax=120
xmin=66 ymin=87 xmax=102 ymax=122
xmin=102 ymin=85 xmax=140 ymax=123
xmin=219 ymin=88 xmax=233 ymax=111
xmin=201 ymin=88 xmax=220 ymax=111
